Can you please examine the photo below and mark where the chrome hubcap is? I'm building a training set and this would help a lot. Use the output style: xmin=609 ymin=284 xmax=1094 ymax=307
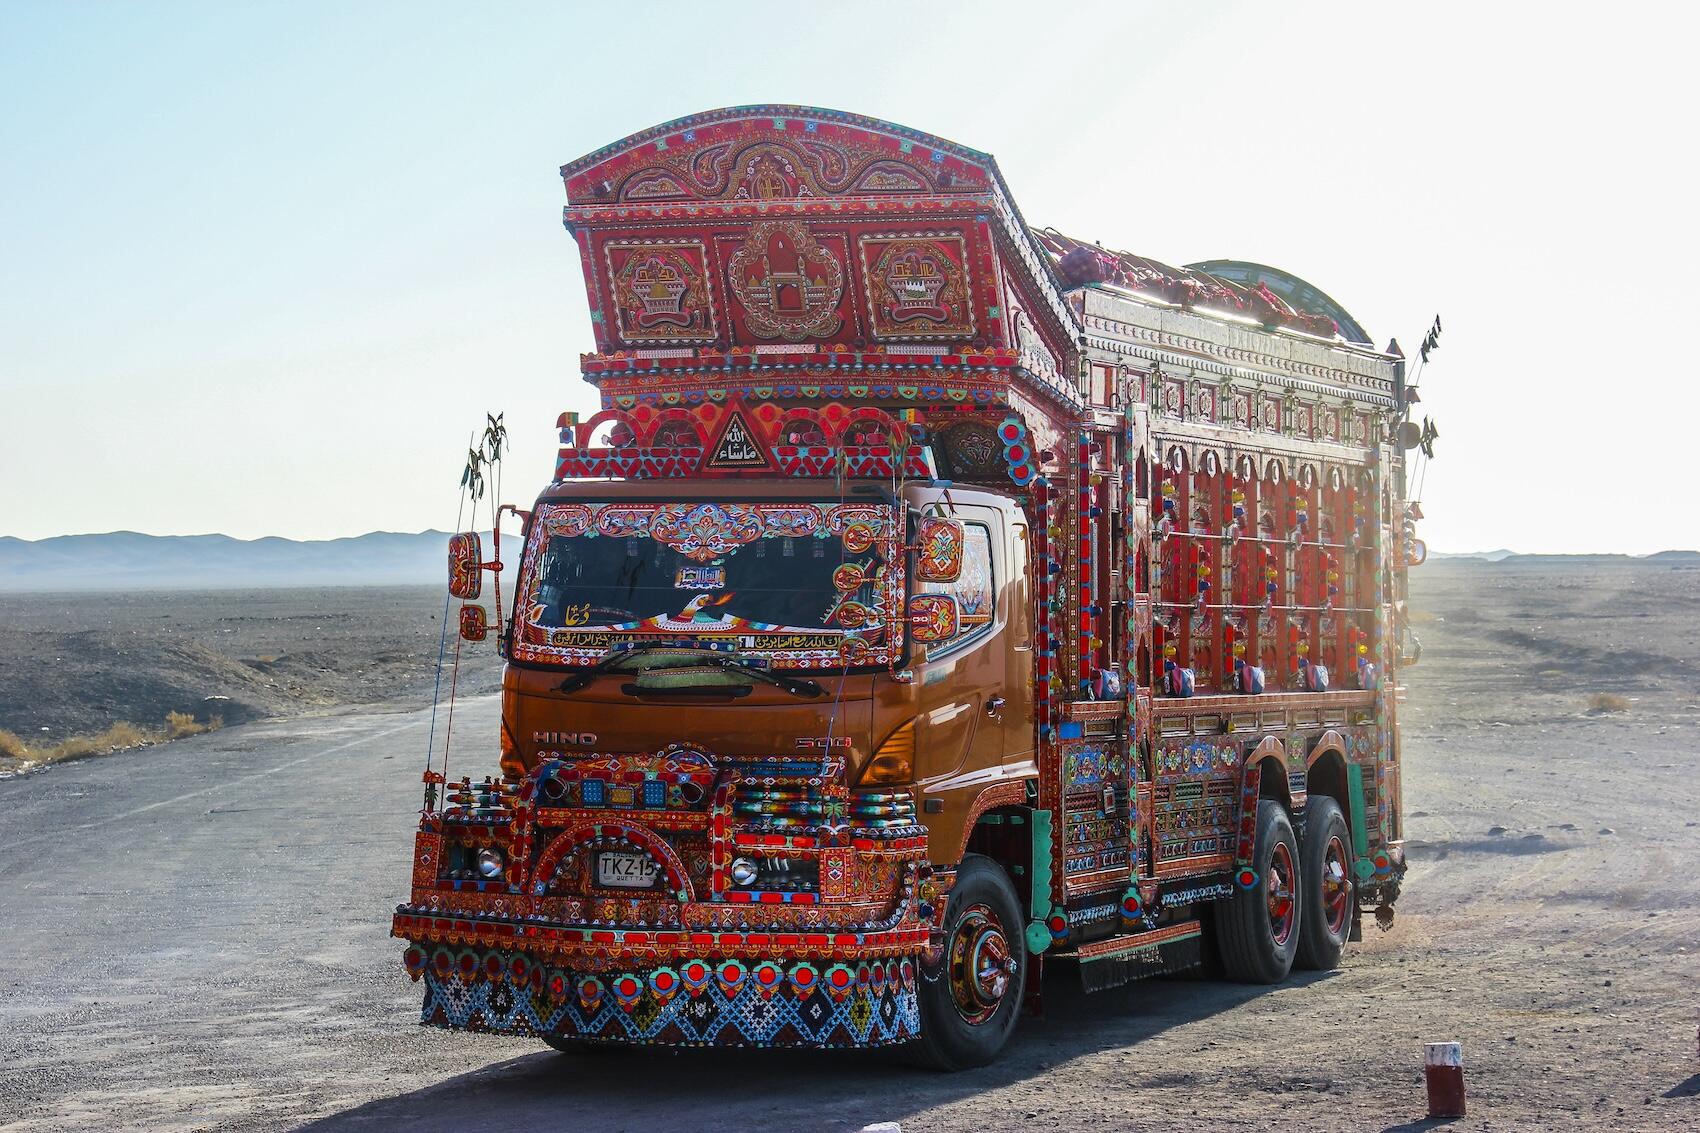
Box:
xmin=948 ymin=904 xmax=1016 ymax=1025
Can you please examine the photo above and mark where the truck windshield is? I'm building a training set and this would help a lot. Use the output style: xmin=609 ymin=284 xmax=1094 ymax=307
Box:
xmin=510 ymin=500 xmax=903 ymax=671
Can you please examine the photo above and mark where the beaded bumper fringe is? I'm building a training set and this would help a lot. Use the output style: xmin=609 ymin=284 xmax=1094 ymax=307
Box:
xmin=420 ymin=951 xmax=922 ymax=1048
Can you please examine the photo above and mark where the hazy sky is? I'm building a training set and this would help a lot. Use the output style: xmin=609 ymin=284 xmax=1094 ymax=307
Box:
xmin=3 ymin=2 xmax=1693 ymax=553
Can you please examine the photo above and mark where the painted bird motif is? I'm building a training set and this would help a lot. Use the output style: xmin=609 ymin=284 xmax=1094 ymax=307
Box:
xmin=679 ymin=593 xmax=736 ymax=622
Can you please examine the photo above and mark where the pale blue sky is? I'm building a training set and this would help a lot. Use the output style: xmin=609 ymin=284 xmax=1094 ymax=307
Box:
xmin=3 ymin=2 xmax=1693 ymax=552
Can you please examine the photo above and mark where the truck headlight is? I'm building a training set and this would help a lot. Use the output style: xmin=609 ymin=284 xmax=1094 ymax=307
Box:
xmin=860 ymin=720 xmax=915 ymax=784
xmin=476 ymin=848 xmax=504 ymax=880
xmin=730 ymin=857 xmax=759 ymax=887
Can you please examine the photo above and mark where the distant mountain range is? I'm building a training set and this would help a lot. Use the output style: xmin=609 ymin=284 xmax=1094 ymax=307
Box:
xmin=1427 ymin=548 xmax=1519 ymax=562
xmin=0 ymin=531 xmax=1694 ymax=593
xmin=0 ymin=530 xmax=517 ymax=592
xmin=1428 ymin=548 xmax=1700 ymax=564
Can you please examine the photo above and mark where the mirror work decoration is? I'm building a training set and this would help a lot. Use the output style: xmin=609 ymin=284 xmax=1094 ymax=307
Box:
xmin=449 ymin=532 xmax=483 ymax=600
xmin=914 ymin=516 xmax=965 ymax=583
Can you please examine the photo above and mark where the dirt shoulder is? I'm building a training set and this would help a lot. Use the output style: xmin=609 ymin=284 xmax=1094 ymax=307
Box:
xmin=0 ymin=586 xmax=503 ymax=762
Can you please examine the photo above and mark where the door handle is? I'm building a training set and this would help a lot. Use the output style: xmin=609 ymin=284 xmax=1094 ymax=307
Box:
xmin=986 ymin=696 xmax=1006 ymax=717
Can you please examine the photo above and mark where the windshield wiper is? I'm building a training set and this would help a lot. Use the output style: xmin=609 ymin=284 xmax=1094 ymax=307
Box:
xmin=685 ymin=652 xmax=824 ymax=699
xmin=558 ymin=642 xmax=824 ymax=698
xmin=556 ymin=642 xmax=680 ymax=693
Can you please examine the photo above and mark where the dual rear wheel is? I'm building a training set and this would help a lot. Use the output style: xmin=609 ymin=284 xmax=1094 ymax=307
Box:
xmin=1217 ymin=796 xmax=1353 ymax=982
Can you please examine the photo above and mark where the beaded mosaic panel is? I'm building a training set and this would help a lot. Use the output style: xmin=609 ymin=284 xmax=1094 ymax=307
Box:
xmin=1059 ymin=737 xmax=1130 ymax=892
xmin=417 ymin=951 xmax=920 ymax=1049
xmin=1151 ymin=737 xmax=1241 ymax=876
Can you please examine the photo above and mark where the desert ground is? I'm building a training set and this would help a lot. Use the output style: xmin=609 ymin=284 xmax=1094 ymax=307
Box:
xmin=1 ymin=559 xmax=1697 ymax=1131
xmin=0 ymin=586 xmax=503 ymax=743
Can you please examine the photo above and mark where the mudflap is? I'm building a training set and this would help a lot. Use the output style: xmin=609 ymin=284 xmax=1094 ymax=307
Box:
xmin=1023 ymin=953 xmax=1045 ymax=1019
xmin=1068 ymin=920 xmax=1204 ymax=994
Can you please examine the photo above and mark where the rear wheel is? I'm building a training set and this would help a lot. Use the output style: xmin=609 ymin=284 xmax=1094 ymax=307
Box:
xmin=1295 ymin=796 xmax=1352 ymax=970
xmin=1217 ymin=799 xmax=1302 ymax=983
xmin=909 ymin=854 xmax=1026 ymax=1071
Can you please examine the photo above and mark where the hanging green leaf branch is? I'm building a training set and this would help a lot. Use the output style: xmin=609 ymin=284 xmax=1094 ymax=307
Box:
xmin=460 ymin=447 xmax=486 ymax=503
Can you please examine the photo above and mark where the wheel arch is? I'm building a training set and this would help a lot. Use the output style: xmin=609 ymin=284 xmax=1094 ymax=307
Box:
xmin=960 ymin=791 xmax=1044 ymax=925
xmin=1245 ymin=735 xmax=1291 ymax=811
xmin=1305 ymin=733 xmax=1352 ymax=831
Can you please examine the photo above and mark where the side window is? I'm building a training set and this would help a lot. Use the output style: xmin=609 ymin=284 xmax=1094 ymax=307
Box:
xmin=922 ymin=522 xmax=994 ymax=649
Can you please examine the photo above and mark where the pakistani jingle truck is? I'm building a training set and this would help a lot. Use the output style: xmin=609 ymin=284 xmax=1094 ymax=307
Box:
xmin=392 ymin=105 xmax=1422 ymax=1070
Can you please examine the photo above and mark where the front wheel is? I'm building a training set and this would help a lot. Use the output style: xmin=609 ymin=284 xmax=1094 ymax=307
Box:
xmin=908 ymin=854 xmax=1026 ymax=1070
xmin=1295 ymin=796 xmax=1352 ymax=970
xmin=1217 ymin=799 xmax=1302 ymax=983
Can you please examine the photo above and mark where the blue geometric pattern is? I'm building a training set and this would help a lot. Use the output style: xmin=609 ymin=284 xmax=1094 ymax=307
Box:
xmin=420 ymin=959 xmax=921 ymax=1048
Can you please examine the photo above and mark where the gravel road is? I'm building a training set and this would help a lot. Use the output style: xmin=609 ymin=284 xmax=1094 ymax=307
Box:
xmin=2 ymin=561 xmax=1698 ymax=1131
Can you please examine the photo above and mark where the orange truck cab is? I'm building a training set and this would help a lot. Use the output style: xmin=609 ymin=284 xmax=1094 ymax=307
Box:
xmin=393 ymin=106 xmax=1417 ymax=1070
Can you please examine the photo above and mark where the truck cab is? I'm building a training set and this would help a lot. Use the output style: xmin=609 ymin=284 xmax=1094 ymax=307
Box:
xmin=498 ymin=477 xmax=1032 ymax=868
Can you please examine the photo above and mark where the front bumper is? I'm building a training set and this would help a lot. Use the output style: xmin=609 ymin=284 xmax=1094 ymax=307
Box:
xmin=410 ymin=944 xmax=920 ymax=1048
xmin=395 ymin=752 xmax=935 ymax=1047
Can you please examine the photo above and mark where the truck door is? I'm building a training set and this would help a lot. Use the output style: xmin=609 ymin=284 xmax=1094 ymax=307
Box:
xmin=907 ymin=494 xmax=1021 ymax=799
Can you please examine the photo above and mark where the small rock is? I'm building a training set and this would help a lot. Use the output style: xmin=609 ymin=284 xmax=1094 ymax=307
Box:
xmin=1599 ymin=827 xmax=1615 ymax=835
xmin=1488 ymin=825 xmax=1509 ymax=836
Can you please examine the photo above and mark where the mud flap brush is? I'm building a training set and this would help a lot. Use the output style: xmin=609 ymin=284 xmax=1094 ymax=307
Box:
xmin=1068 ymin=921 xmax=1204 ymax=993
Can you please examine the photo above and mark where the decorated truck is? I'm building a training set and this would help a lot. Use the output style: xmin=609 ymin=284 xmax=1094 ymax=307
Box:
xmin=393 ymin=105 xmax=1420 ymax=1070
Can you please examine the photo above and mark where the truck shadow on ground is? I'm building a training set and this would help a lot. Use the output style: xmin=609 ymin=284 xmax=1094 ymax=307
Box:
xmin=299 ymin=971 xmax=1334 ymax=1131
xmin=1666 ymin=1072 xmax=1700 ymax=1098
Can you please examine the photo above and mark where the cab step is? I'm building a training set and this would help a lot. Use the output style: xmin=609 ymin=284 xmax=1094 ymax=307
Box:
xmin=1056 ymin=920 xmax=1204 ymax=993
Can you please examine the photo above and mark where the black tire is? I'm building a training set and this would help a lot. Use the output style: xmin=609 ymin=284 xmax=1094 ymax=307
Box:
xmin=1295 ymin=796 xmax=1353 ymax=971
xmin=908 ymin=854 xmax=1026 ymax=1071
xmin=1217 ymin=799 xmax=1302 ymax=983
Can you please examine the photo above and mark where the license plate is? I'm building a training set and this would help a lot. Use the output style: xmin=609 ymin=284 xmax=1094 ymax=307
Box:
xmin=596 ymin=851 xmax=660 ymax=889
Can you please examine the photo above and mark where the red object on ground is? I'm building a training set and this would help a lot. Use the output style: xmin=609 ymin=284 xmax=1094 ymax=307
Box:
xmin=1424 ymin=1041 xmax=1466 ymax=1118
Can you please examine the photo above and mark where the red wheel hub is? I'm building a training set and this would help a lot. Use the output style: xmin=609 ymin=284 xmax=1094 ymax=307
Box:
xmin=1267 ymin=841 xmax=1297 ymax=945
xmin=1322 ymin=834 xmax=1351 ymax=936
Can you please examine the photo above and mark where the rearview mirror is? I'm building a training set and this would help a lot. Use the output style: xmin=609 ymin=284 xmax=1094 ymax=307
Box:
xmin=449 ymin=532 xmax=483 ymax=599
xmin=459 ymin=603 xmax=489 ymax=642
xmin=908 ymin=594 xmax=960 ymax=643
xmin=914 ymin=517 xmax=965 ymax=583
